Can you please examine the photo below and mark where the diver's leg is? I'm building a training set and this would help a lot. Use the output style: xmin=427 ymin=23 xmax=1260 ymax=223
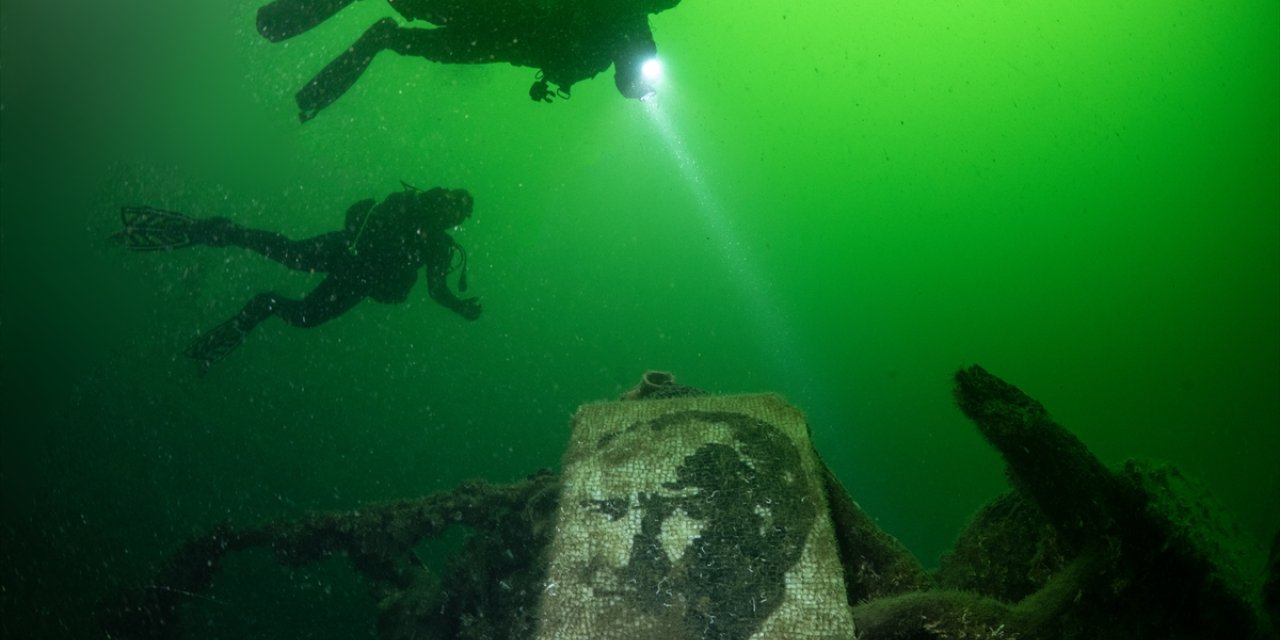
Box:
xmin=294 ymin=16 xmax=503 ymax=120
xmin=225 ymin=278 xmax=362 ymax=337
xmin=185 ymin=278 xmax=363 ymax=371
xmin=237 ymin=230 xmax=350 ymax=273
xmin=380 ymin=23 xmax=494 ymax=63
xmin=234 ymin=278 xmax=362 ymax=333
xmin=272 ymin=277 xmax=366 ymax=328
xmin=384 ymin=0 xmax=473 ymax=25
xmin=295 ymin=18 xmax=403 ymax=122
xmin=257 ymin=0 xmax=361 ymax=42
xmin=196 ymin=220 xmax=350 ymax=273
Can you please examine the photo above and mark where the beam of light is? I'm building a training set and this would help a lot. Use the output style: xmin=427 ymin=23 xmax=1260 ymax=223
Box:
xmin=641 ymin=89 xmax=813 ymax=390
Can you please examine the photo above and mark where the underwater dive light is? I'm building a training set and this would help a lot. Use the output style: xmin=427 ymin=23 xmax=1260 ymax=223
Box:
xmin=642 ymin=57 xmax=663 ymax=83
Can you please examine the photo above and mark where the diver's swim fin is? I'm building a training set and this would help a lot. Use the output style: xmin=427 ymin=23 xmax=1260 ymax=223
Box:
xmin=113 ymin=206 xmax=197 ymax=251
xmin=257 ymin=0 xmax=359 ymax=43
xmin=296 ymin=18 xmax=397 ymax=122
xmin=184 ymin=318 xmax=248 ymax=374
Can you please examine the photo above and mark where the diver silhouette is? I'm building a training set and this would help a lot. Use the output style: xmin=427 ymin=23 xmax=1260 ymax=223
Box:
xmin=255 ymin=0 xmax=682 ymax=121
xmin=115 ymin=183 xmax=480 ymax=372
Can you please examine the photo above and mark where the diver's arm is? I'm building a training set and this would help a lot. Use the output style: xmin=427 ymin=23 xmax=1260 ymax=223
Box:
xmin=610 ymin=19 xmax=658 ymax=99
xmin=426 ymin=262 xmax=481 ymax=320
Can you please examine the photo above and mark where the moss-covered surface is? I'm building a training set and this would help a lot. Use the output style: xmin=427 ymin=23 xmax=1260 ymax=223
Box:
xmin=935 ymin=491 xmax=1066 ymax=603
xmin=549 ymin=398 xmax=854 ymax=639
xmin=884 ymin=365 xmax=1275 ymax=640
xmin=98 ymin=368 xmax=1279 ymax=640
xmin=851 ymin=590 xmax=1020 ymax=640
xmin=822 ymin=463 xmax=934 ymax=603
xmin=97 ymin=470 xmax=559 ymax=640
xmin=621 ymin=435 xmax=813 ymax=639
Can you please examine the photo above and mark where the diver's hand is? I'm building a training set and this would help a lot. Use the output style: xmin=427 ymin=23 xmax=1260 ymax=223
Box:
xmin=456 ymin=297 xmax=482 ymax=321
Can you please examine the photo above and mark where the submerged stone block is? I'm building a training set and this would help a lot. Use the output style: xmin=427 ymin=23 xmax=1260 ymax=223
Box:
xmin=536 ymin=393 xmax=856 ymax=639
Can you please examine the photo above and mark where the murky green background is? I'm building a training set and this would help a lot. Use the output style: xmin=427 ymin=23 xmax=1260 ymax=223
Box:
xmin=2 ymin=0 xmax=1277 ymax=636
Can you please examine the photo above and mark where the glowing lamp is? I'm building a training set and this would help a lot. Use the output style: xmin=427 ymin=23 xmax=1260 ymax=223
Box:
xmin=641 ymin=58 xmax=663 ymax=82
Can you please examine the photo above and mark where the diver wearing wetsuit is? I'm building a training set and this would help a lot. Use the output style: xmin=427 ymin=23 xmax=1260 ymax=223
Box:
xmin=255 ymin=0 xmax=682 ymax=121
xmin=116 ymin=184 xmax=479 ymax=371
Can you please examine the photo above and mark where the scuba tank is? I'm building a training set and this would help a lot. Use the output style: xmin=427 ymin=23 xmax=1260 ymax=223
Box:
xmin=346 ymin=181 xmax=423 ymax=256
xmin=345 ymin=181 xmax=469 ymax=290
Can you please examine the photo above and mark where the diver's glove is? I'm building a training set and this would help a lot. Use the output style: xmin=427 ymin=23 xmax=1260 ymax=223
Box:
xmin=456 ymin=297 xmax=482 ymax=321
xmin=529 ymin=79 xmax=553 ymax=103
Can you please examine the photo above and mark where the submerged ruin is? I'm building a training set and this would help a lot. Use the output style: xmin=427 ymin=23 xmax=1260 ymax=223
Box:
xmin=100 ymin=366 xmax=1278 ymax=639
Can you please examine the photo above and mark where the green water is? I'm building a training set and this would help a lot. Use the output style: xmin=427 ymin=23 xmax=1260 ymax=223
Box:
xmin=2 ymin=0 xmax=1277 ymax=636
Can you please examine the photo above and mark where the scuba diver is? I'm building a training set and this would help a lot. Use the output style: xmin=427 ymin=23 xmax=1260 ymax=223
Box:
xmin=114 ymin=183 xmax=480 ymax=372
xmin=255 ymin=0 xmax=682 ymax=121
